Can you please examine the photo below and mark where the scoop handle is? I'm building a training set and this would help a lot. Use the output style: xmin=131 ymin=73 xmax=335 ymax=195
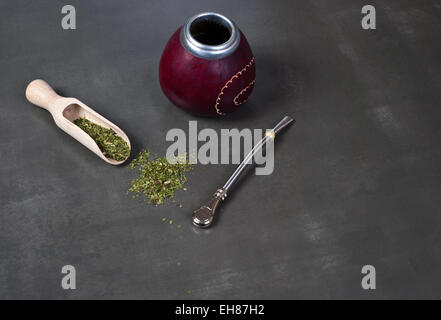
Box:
xmin=26 ymin=79 xmax=61 ymax=110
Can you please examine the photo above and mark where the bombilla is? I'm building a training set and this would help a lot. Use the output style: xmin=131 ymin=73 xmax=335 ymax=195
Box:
xmin=192 ymin=116 xmax=295 ymax=228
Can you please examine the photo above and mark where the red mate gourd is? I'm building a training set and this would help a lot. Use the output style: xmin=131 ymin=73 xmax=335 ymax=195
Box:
xmin=159 ymin=12 xmax=256 ymax=116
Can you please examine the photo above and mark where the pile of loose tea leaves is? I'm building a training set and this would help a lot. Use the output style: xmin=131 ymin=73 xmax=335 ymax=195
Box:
xmin=73 ymin=117 xmax=130 ymax=161
xmin=128 ymin=149 xmax=192 ymax=205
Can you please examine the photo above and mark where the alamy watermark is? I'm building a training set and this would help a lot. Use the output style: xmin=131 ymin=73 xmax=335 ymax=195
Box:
xmin=361 ymin=265 xmax=376 ymax=290
xmin=361 ymin=5 xmax=376 ymax=30
xmin=166 ymin=121 xmax=275 ymax=175
xmin=61 ymin=265 xmax=76 ymax=290
xmin=61 ymin=5 xmax=76 ymax=30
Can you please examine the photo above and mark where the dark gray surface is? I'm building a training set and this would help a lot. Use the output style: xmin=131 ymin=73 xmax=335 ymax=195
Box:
xmin=0 ymin=0 xmax=440 ymax=299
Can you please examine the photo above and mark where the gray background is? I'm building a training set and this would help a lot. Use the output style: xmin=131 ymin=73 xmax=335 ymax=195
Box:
xmin=0 ymin=0 xmax=440 ymax=299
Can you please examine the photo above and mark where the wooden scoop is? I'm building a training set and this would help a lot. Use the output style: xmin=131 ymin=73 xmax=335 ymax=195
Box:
xmin=26 ymin=79 xmax=131 ymax=165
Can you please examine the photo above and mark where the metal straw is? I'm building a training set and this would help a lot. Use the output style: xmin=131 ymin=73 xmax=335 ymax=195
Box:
xmin=192 ymin=116 xmax=295 ymax=228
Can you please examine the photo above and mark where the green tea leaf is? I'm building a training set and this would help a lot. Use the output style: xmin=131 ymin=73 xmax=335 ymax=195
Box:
xmin=73 ymin=117 xmax=129 ymax=161
xmin=128 ymin=149 xmax=192 ymax=205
